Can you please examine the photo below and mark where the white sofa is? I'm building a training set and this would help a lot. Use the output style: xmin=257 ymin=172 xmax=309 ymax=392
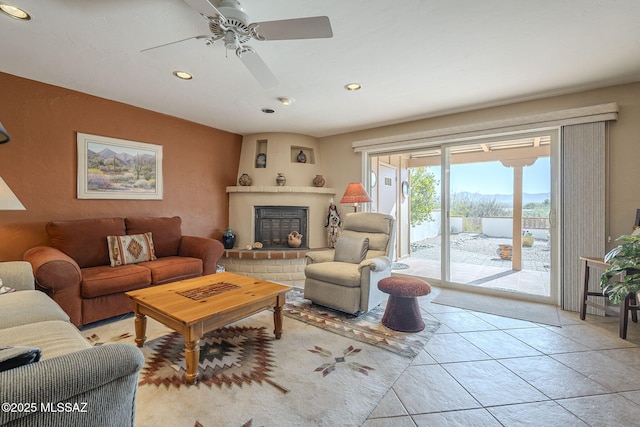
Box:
xmin=0 ymin=262 xmax=144 ymax=427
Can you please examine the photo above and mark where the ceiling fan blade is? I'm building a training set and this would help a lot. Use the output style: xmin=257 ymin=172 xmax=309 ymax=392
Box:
xmin=182 ymin=0 xmax=224 ymax=19
xmin=141 ymin=36 xmax=211 ymax=58
xmin=238 ymin=50 xmax=278 ymax=88
xmin=255 ymin=16 xmax=333 ymax=40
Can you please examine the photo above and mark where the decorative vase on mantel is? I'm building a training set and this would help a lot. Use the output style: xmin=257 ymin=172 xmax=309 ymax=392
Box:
xmin=276 ymin=173 xmax=286 ymax=186
xmin=238 ymin=173 xmax=252 ymax=186
xmin=312 ymin=174 xmax=325 ymax=187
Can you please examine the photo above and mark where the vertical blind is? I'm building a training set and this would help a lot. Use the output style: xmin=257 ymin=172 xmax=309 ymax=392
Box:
xmin=561 ymin=122 xmax=606 ymax=312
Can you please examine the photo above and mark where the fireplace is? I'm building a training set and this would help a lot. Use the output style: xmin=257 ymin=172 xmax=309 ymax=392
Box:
xmin=255 ymin=206 xmax=308 ymax=249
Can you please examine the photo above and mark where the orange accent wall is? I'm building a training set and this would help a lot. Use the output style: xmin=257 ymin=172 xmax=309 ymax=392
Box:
xmin=0 ymin=72 xmax=242 ymax=261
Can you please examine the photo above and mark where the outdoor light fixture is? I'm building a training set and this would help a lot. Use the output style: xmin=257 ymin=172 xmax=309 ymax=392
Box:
xmin=340 ymin=182 xmax=372 ymax=212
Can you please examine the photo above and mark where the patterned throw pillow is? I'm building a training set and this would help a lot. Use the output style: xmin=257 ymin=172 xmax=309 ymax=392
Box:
xmin=107 ymin=232 xmax=156 ymax=267
xmin=0 ymin=279 xmax=15 ymax=295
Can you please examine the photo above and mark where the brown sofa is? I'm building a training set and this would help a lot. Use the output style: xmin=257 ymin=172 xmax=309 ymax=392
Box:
xmin=23 ymin=216 xmax=224 ymax=327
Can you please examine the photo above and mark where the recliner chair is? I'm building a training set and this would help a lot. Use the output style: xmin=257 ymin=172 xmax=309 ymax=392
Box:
xmin=304 ymin=212 xmax=395 ymax=314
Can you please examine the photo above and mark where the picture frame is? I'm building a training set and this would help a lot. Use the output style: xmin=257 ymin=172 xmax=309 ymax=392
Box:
xmin=77 ymin=132 xmax=163 ymax=200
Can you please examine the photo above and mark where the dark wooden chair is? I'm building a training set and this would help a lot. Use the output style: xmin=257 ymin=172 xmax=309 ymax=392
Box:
xmin=579 ymin=256 xmax=639 ymax=339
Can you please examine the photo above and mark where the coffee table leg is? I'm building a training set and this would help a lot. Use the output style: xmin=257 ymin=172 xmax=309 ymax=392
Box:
xmin=134 ymin=310 xmax=147 ymax=348
xmin=184 ymin=339 xmax=200 ymax=385
xmin=273 ymin=294 xmax=285 ymax=339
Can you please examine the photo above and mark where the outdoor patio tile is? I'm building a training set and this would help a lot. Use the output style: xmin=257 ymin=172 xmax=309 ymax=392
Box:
xmin=556 ymin=394 xmax=640 ymax=426
xmin=424 ymin=333 xmax=491 ymax=363
xmin=459 ymin=330 xmax=542 ymax=359
xmin=442 ymin=360 xmax=548 ymax=406
xmin=413 ymin=408 xmax=502 ymax=427
xmin=392 ymin=365 xmax=480 ymax=414
xmin=488 ymin=401 xmax=588 ymax=426
xmin=498 ymin=355 xmax=610 ymax=399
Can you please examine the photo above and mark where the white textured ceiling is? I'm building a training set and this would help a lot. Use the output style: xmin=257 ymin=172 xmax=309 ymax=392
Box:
xmin=2 ymin=0 xmax=640 ymax=137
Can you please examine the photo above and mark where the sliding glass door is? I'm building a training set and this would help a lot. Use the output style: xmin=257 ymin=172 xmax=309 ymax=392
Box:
xmin=376 ymin=131 xmax=557 ymax=303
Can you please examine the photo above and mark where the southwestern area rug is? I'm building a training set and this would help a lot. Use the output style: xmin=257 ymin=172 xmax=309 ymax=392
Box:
xmin=83 ymin=297 xmax=439 ymax=427
xmin=283 ymin=287 xmax=440 ymax=358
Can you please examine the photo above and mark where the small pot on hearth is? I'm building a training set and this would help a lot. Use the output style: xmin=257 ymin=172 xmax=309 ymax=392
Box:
xmin=288 ymin=231 xmax=303 ymax=248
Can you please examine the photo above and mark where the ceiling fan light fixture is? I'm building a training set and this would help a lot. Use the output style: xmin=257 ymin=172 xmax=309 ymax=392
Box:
xmin=345 ymin=83 xmax=362 ymax=91
xmin=261 ymin=108 xmax=275 ymax=114
xmin=0 ymin=3 xmax=31 ymax=20
xmin=278 ymin=97 xmax=294 ymax=106
xmin=172 ymin=71 xmax=193 ymax=80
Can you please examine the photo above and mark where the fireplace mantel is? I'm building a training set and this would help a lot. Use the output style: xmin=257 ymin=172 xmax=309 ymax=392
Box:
xmin=227 ymin=186 xmax=336 ymax=194
xmin=227 ymin=186 xmax=337 ymax=250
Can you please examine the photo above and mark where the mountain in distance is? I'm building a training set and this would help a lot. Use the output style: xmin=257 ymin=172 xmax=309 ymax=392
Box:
xmin=455 ymin=191 xmax=550 ymax=205
xmin=87 ymin=147 xmax=155 ymax=168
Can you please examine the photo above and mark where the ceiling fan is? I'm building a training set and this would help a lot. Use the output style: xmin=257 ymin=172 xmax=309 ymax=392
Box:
xmin=143 ymin=0 xmax=333 ymax=88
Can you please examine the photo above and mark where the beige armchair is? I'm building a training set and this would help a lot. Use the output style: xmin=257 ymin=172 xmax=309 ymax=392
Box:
xmin=304 ymin=212 xmax=395 ymax=314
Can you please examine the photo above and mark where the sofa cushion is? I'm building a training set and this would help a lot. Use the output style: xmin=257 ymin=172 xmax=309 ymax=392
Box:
xmin=0 ymin=290 xmax=70 ymax=330
xmin=107 ymin=232 xmax=156 ymax=267
xmin=138 ymin=256 xmax=202 ymax=285
xmin=304 ymin=261 xmax=362 ymax=288
xmin=126 ymin=216 xmax=182 ymax=258
xmin=47 ymin=217 xmax=126 ymax=268
xmin=81 ymin=265 xmax=151 ymax=298
xmin=0 ymin=320 xmax=92 ymax=360
xmin=334 ymin=236 xmax=369 ymax=264
xmin=0 ymin=346 xmax=41 ymax=372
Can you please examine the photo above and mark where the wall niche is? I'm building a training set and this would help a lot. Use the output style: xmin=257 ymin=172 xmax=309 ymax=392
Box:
xmin=291 ymin=146 xmax=315 ymax=164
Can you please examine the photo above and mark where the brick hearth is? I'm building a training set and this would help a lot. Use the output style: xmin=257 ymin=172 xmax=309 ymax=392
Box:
xmin=218 ymin=248 xmax=320 ymax=287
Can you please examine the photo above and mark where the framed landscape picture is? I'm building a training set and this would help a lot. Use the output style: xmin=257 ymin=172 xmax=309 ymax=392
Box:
xmin=77 ymin=132 xmax=163 ymax=200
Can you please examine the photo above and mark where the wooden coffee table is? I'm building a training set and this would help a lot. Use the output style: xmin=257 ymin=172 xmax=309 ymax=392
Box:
xmin=125 ymin=272 xmax=290 ymax=384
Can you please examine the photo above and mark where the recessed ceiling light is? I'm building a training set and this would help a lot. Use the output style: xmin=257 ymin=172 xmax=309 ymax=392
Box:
xmin=172 ymin=71 xmax=193 ymax=80
xmin=261 ymin=108 xmax=275 ymax=114
xmin=278 ymin=97 xmax=295 ymax=106
xmin=0 ymin=3 xmax=31 ymax=20
xmin=345 ymin=83 xmax=362 ymax=91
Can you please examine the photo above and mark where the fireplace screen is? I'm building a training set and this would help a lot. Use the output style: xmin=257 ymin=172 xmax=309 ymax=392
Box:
xmin=255 ymin=206 xmax=308 ymax=249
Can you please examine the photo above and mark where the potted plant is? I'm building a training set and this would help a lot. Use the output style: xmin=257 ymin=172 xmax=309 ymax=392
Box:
xmin=600 ymin=233 xmax=640 ymax=303
xmin=522 ymin=230 xmax=535 ymax=247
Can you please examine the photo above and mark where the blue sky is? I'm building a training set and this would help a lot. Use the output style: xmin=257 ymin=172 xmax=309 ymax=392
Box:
xmin=426 ymin=157 xmax=550 ymax=195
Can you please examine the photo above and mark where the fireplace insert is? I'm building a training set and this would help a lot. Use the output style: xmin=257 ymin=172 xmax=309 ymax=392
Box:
xmin=254 ymin=206 xmax=308 ymax=249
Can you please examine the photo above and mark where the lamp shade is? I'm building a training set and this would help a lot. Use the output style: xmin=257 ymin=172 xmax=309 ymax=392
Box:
xmin=0 ymin=122 xmax=10 ymax=144
xmin=340 ymin=182 xmax=372 ymax=204
xmin=0 ymin=177 xmax=25 ymax=210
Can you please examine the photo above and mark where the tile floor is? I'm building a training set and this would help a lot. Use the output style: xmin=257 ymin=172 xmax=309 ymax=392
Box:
xmin=363 ymin=286 xmax=640 ymax=427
